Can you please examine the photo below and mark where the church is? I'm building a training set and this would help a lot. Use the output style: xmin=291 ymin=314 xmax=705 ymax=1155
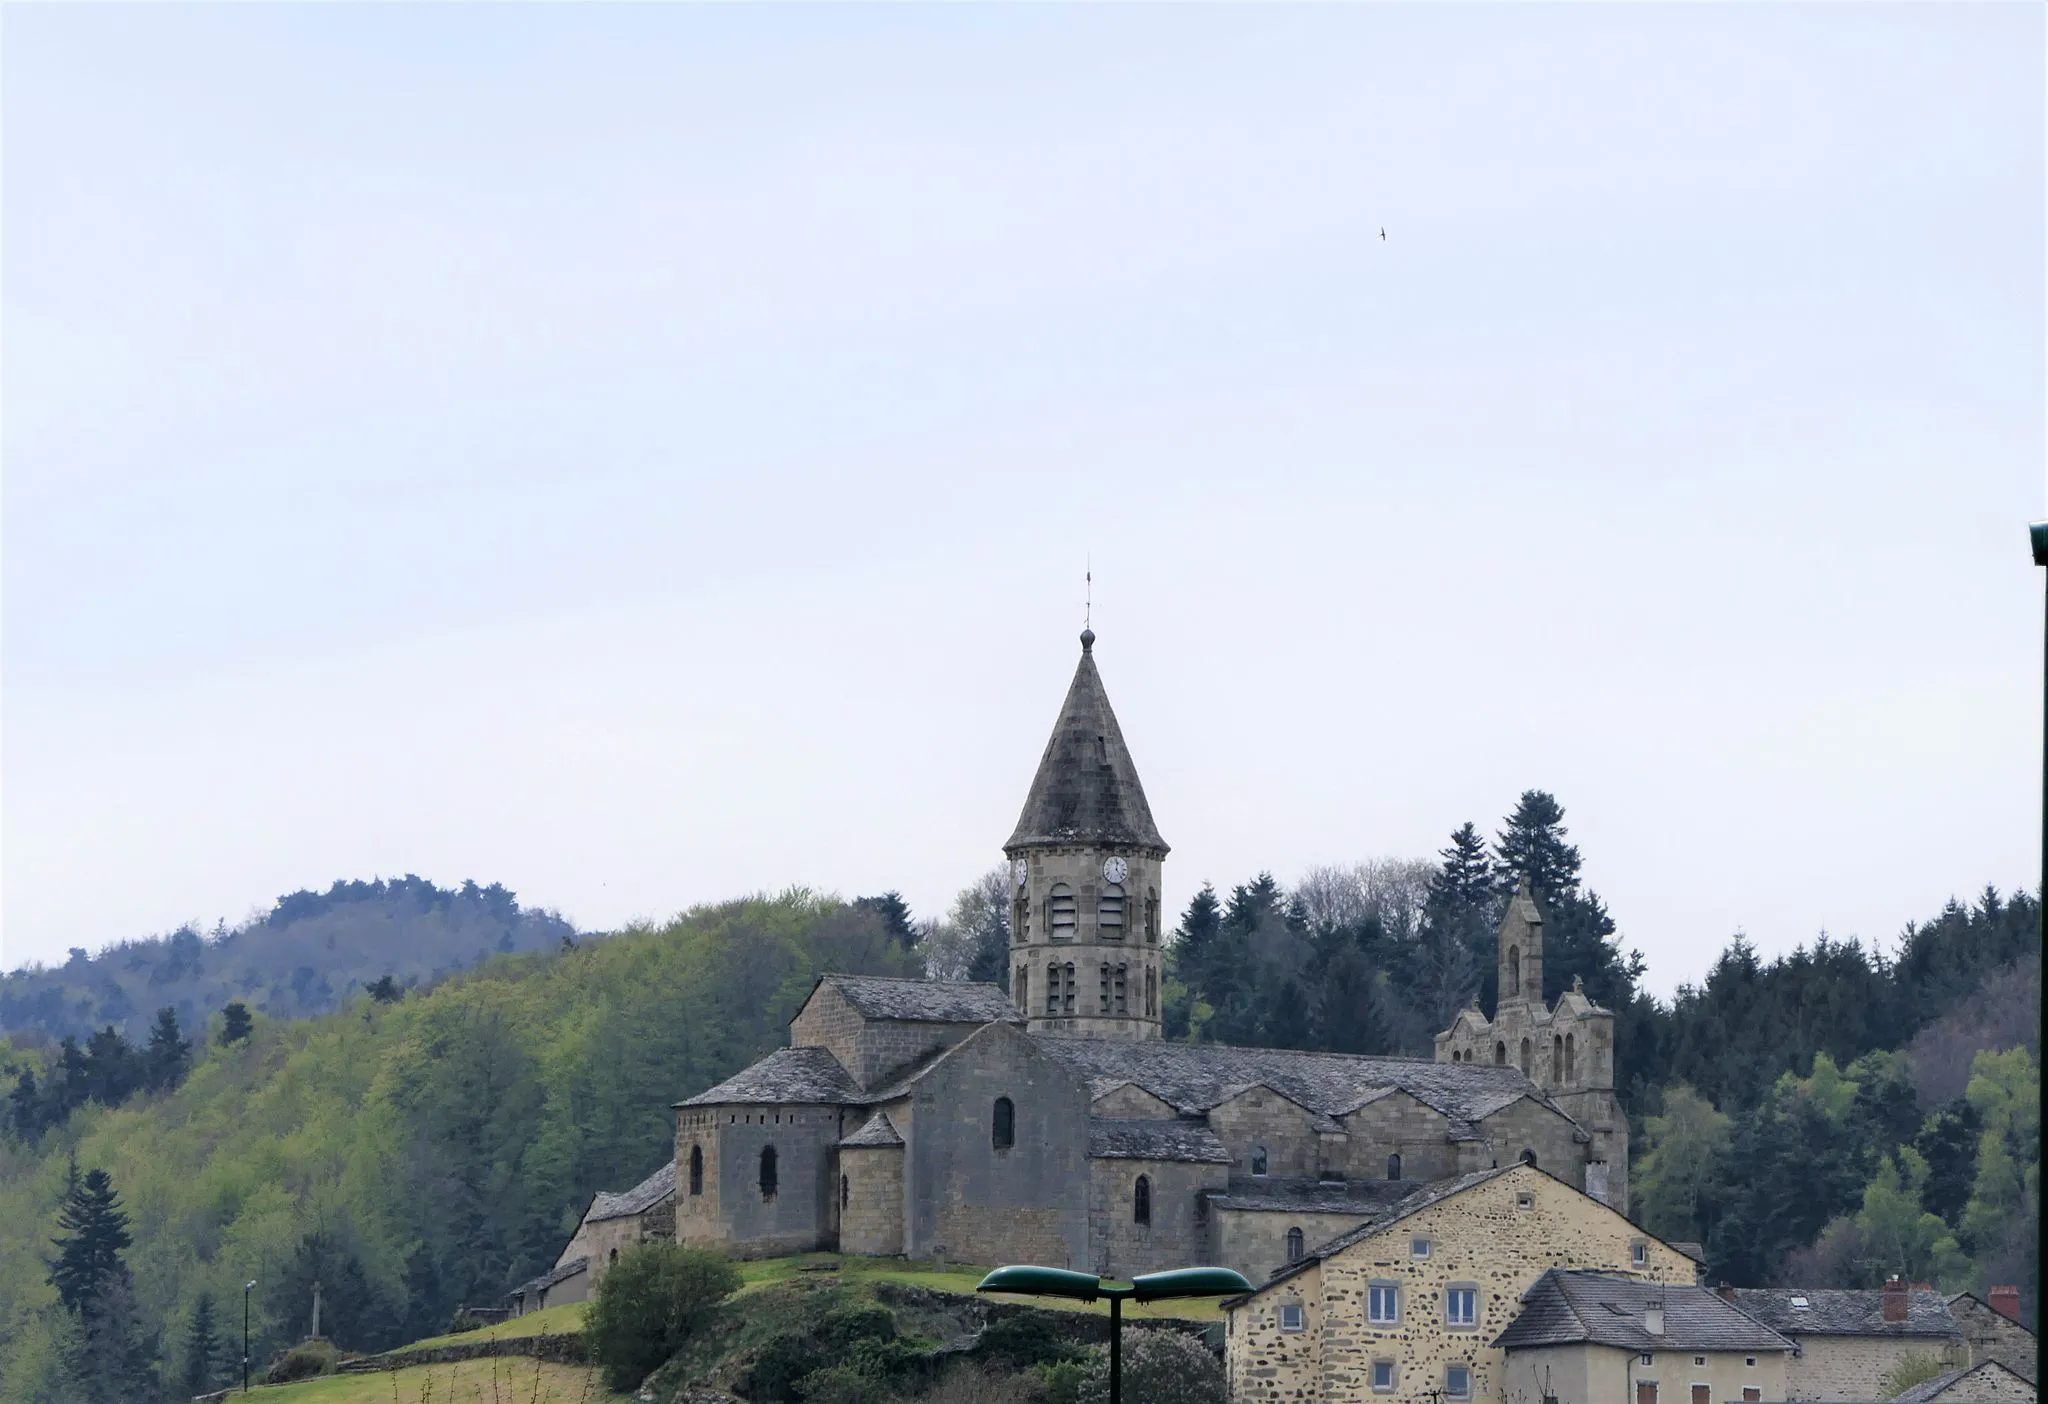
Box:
xmin=567 ymin=629 xmax=1629 ymax=1288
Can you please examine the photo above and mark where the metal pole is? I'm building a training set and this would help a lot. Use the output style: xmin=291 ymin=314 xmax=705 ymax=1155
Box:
xmin=243 ymin=1284 xmax=251 ymax=1393
xmin=1109 ymin=1294 xmax=1123 ymax=1404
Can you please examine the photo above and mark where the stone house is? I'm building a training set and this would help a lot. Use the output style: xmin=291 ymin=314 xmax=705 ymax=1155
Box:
xmin=1728 ymin=1286 xmax=1966 ymax=1402
xmin=1888 ymin=1361 xmax=2037 ymax=1404
xmin=1220 ymin=1162 xmax=1699 ymax=1404
xmin=553 ymin=1160 xmax=677 ymax=1286
xmin=508 ymin=1257 xmax=588 ymax=1317
xmin=1494 ymin=1270 xmax=1793 ymax=1404
xmin=1945 ymin=1293 xmax=2034 ymax=1383
xmin=659 ymin=631 xmax=1634 ymax=1285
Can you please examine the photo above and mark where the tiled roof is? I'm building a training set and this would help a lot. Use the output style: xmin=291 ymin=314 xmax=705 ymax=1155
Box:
xmin=1036 ymin=1037 xmax=1572 ymax=1128
xmin=674 ymin=1047 xmax=862 ymax=1107
xmin=1669 ymin=1241 xmax=1707 ymax=1265
xmin=587 ymin=1161 xmax=675 ymax=1223
xmin=840 ymin=1112 xmax=905 ymax=1148
xmin=1205 ymin=1176 xmax=1418 ymax=1216
xmin=822 ymin=976 xmax=1021 ymax=1025
xmin=1729 ymin=1290 xmax=1962 ymax=1341
xmin=1890 ymin=1361 xmax=2035 ymax=1403
xmin=1005 ymin=633 xmax=1167 ymax=852
xmin=1493 ymin=1271 xmax=1793 ymax=1353
xmin=1088 ymin=1117 xmax=1232 ymax=1164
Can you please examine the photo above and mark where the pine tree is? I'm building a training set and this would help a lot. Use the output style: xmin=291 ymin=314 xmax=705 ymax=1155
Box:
xmin=145 ymin=1006 xmax=192 ymax=1093
xmin=49 ymin=1165 xmax=134 ymax=1312
xmin=8 ymin=1067 xmax=42 ymax=1143
xmin=185 ymin=1291 xmax=222 ymax=1396
xmin=1410 ymin=823 xmax=1493 ymax=1025
xmin=1493 ymin=790 xmax=1582 ymax=899
xmin=854 ymin=892 xmax=917 ymax=948
xmin=218 ymin=1001 xmax=254 ymax=1046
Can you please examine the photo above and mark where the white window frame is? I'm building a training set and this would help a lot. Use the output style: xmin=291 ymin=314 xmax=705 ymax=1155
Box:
xmin=1368 ymin=1281 xmax=1400 ymax=1324
xmin=1446 ymin=1284 xmax=1478 ymax=1328
xmin=1446 ymin=1365 xmax=1473 ymax=1400
xmin=1278 ymin=1304 xmax=1305 ymax=1333
xmin=1371 ymin=1360 xmax=1397 ymax=1393
xmin=1631 ymin=1239 xmax=1649 ymax=1266
xmin=1411 ymin=1236 xmax=1431 ymax=1259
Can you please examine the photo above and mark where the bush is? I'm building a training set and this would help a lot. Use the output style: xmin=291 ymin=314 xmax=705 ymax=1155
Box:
xmin=1879 ymin=1351 xmax=1954 ymax=1398
xmin=797 ymin=1364 xmax=887 ymax=1404
xmin=746 ymin=1303 xmax=924 ymax=1404
xmin=443 ymin=1309 xmax=491 ymax=1335
xmin=585 ymin=1242 xmax=742 ymax=1392
xmin=261 ymin=1339 xmax=339 ymax=1384
xmin=981 ymin=1313 xmax=1085 ymax=1368
xmin=1072 ymin=1331 xmax=1225 ymax=1404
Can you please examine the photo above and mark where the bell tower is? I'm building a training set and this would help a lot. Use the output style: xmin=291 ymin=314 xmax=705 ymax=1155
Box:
xmin=1005 ymin=629 xmax=1168 ymax=1040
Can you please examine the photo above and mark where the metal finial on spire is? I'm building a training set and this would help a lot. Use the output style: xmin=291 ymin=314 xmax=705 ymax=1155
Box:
xmin=1081 ymin=559 xmax=1094 ymax=651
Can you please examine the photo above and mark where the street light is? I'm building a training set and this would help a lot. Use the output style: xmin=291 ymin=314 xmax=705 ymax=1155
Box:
xmin=2031 ymin=522 xmax=2048 ymax=958
xmin=976 ymin=1265 xmax=1253 ymax=1404
xmin=243 ymin=1279 xmax=256 ymax=1393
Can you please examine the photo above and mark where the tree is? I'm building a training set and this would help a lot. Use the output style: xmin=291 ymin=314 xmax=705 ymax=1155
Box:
xmin=48 ymin=1166 xmax=134 ymax=1313
xmin=184 ymin=1292 xmax=222 ymax=1397
xmin=919 ymin=869 xmax=1010 ymax=984
xmin=1911 ymin=1098 xmax=1981 ymax=1228
xmin=1074 ymin=1328 xmax=1227 ymax=1404
xmin=82 ymin=1025 xmax=143 ymax=1107
xmin=144 ymin=1006 xmax=191 ymax=1093
xmin=585 ymin=1243 xmax=741 ymax=1391
xmin=853 ymin=893 xmax=918 ymax=949
xmin=1635 ymin=1085 xmax=1732 ymax=1244
xmin=1853 ymin=1149 xmax=1969 ymax=1288
xmin=218 ymin=1001 xmax=254 ymax=1046
xmin=1493 ymin=791 xmax=1581 ymax=902
xmin=1411 ymin=823 xmax=1493 ymax=1024
xmin=366 ymin=974 xmax=403 ymax=1004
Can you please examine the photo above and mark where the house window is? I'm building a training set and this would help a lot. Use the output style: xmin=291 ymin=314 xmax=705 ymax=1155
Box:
xmin=689 ymin=1145 xmax=703 ymax=1196
xmin=1049 ymin=885 xmax=1077 ymax=939
xmin=1745 ymin=1359 xmax=1757 ymax=1369
xmin=1447 ymin=1286 xmax=1477 ymax=1327
xmin=1411 ymin=1237 xmax=1430 ymax=1259
xmin=1516 ymin=1192 xmax=1535 ymax=1210
xmin=1693 ymin=1358 xmax=1707 ymax=1368
xmin=1692 ymin=1386 xmax=1711 ymax=1404
xmin=1278 ymin=1304 xmax=1305 ymax=1333
xmin=1286 ymin=1227 xmax=1304 ymax=1261
xmin=1742 ymin=1392 xmax=1761 ymax=1402
xmin=1368 ymin=1282 xmax=1399 ymax=1324
xmin=1640 ymin=1356 xmax=1655 ymax=1367
xmin=993 ymin=1097 xmax=1015 ymax=1150
xmin=1114 ymin=964 xmax=1128 ymax=1014
xmin=1638 ymin=1383 xmax=1658 ymax=1404
xmin=1631 ymin=1240 xmax=1648 ymax=1266
xmin=759 ymin=1145 xmax=778 ymax=1198
xmin=1014 ymin=966 xmax=1029 ymax=1009
xmin=840 ymin=1175 xmax=849 ymax=1209
xmin=1372 ymin=1361 xmax=1396 ymax=1393
xmin=1446 ymin=1366 xmax=1472 ymax=1399
xmin=1099 ymin=884 xmax=1125 ymax=936
xmin=1520 ymin=1149 xmax=1538 ymax=1167
xmin=1251 ymin=1146 xmax=1268 ymax=1176
xmin=1387 ymin=1153 xmax=1402 ymax=1181
xmin=1134 ymin=1175 xmax=1151 ymax=1225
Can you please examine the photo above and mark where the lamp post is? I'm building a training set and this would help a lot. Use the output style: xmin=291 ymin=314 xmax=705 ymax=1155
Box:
xmin=976 ymin=1265 xmax=1253 ymax=1404
xmin=243 ymin=1279 xmax=256 ymax=1393
xmin=2031 ymin=523 xmax=2048 ymax=953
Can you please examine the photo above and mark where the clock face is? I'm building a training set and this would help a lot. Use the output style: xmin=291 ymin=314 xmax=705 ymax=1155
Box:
xmin=1013 ymin=859 xmax=1029 ymax=890
xmin=1102 ymin=856 xmax=1129 ymax=886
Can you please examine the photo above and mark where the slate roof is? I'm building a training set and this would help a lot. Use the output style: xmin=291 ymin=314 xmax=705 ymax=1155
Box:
xmin=1035 ymin=1036 xmax=1573 ymax=1127
xmin=674 ymin=1047 xmax=862 ymax=1107
xmin=1205 ymin=1176 xmax=1419 ymax=1216
xmin=587 ymin=1161 xmax=676 ymax=1223
xmin=1088 ymin=1117 xmax=1232 ymax=1164
xmin=840 ymin=1112 xmax=905 ymax=1148
xmin=820 ymin=976 xmax=1021 ymax=1025
xmin=1493 ymin=1271 xmax=1793 ymax=1353
xmin=512 ymin=1256 xmax=588 ymax=1301
xmin=1890 ymin=1361 xmax=2036 ymax=1403
xmin=1729 ymin=1290 xmax=1962 ymax=1341
xmin=1005 ymin=633 xmax=1167 ymax=852
xmin=1232 ymin=1166 xmax=1525 ymax=1296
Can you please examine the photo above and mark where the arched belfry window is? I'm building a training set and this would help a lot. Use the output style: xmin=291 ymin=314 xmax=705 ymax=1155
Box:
xmin=1520 ymin=1148 xmax=1538 ymax=1167
xmin=993 ymin=1097 xmax=1015 ymax=1150
xmin=1494 ymin=1042 xmax=1507 ymax=1066
xmin=1520 ymin=1038 xmax=1532 ymax=1076
xmin=1252 ymin=1145 xmax=1269 ymax=1177
xmin=1507 ymin=945 xmax=1521 ymax=996
xmin=1134 ymin=1175 xmax=1151 ymax=1225
xmin=1049 ymin=885 xmax=1077 ymax=939
xmin=689 ymin=1144 xmax=704 ymax=1196
xmin=1099 ymin=884 xmax=1125 ymax=937
xmin=1387 ymin=1153 xmax=1401 ymax=1181
xmin=1286 ymin=1227 xmax=1305 ymax=1261
xmin=759 ymin=1145 xmax=778 ymax=1198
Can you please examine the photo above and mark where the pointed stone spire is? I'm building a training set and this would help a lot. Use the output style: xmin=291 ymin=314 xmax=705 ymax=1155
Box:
xmin=1006 ymin=631 xmax=1167 ymax=853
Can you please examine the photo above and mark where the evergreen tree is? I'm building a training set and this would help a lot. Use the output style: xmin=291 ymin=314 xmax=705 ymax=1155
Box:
xmin=82 ymin=1024 xmax=144 ymax=1106
xmin=49 ymin=1165 xmax=134 ymax=1313
xmin=1411 ymin=823 xmax=1493 ymax=1023
xmin=366 ymin=974 xmax=403 ymax=1003
xmin=1171 ymin=885 xmax=1223 ymax=970
xmin=218 ymin=1000 xmax=254 ymax=1045
xmin=8 ymin=1066 xmax=42 ymax=1143
xmin=144 ymin=1006 xmax=192 ymax=1093
xmin=853 ymin=893 xmax=918 ymax=948
xmin=1912 ymin=1098 xmax=1981 ymax=1228
xmin=184 ymin=1291 xmax=222 ymax=1396
xmin=1493 ymin=791 xmax=1581 ymax=901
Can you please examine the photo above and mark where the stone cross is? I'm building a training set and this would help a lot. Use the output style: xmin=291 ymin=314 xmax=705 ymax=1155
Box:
xmin=310 ymin=1279 xmax=322 ymax=1341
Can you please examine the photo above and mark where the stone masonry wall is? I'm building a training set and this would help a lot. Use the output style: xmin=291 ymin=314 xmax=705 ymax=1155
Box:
xmin=1227 ymin=1165 xmax=1696 ymax=1404
xmin=1214 ymin=1207 xmax=1379 ymax=1289
xmin=789 ymin=986 xmax=977 ymax=1088
xmin=1093 ymin=1084 xmax=1179 ymax=1119
xmin=1783 ymin=1336 xmax=1966 ymax=1402
xmin=1948 ymin=1295 xmax=2037 ymax=1382
xmin=1207 ymin=1086 xmax=1324 ymax=1180
xmin=675 ymin=1107 xmax=726 ymax=1246
xmin=1014 ymin=844 xmax=1164 ymax=1040
xmin=1335 ymin=1092 xmax=1467 ymax=1183
xmin=1088 ymin=1156 xmax=1229 ymax=1278
xmin=682 ymin=1102 xmax=844 ymax=1257
xmin=839 ymin=1145 xmax=905 ymax=1256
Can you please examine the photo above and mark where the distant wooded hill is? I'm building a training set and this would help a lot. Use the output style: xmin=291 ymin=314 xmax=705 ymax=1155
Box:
xmin=0 ymin=876 xmax=580 ymax=1042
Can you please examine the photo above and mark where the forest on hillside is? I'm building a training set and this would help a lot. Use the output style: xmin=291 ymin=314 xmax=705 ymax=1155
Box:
xmin=0 ymin=876 xmax=579 ymax=1042
xmin=0 ymin=797 xmax=2036 ymax=1403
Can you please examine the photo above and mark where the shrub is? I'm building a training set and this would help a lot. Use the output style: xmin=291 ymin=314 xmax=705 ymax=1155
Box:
xmin=443 ymin=1309 xmax=491 ymax=1335
xmin=1072 ymin=1331 xmax=1225 ymax=1404
xmin=261 ymin=1339 xmax=339 ymax=1384
xmin=1879 ymin=1351 xmax=1954 ymax=1398
xmin=981 ymin=1313 xmax=1085 ymax=1368
xmin=585 ymin=1242 xmax=742 ymax=1392
xmin=798 ymin=1363 xmax=887 ymax=1404
xmin=746 ymin=1302 xmax=922 ymax=1404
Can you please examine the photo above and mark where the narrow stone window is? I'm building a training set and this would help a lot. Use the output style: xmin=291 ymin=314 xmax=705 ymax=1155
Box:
xmin=1520 ymin=1038 xmax=1532 ymax=1075
xmin=1114 ymin=964 xmax=1128 ymax=1014
xmin=993 ymin=1096 xmax=1015 ymax=1150
xmin=1565 ymin=1033 xmax=1576 ymax=1082
xmin=759 ymin=1145 xmax=778 ymax=1199
xmin=1507 ymin=944 xmax=1521 ymax=995
xmin=1553 ymin=1035 xmax=1563 ymax=1079
xmin=1631 ymin=1239 xmax=1648 ymax=1266
xmin=1046 ymin=964 xmax=1063 ymax=1015
xmin=841 ymin=1174 xmax=850 ymax=1209
xmin=1495 ymin=1042 xmax=1507 ymax=1066
xmin=1386 ymin=1153 xmax=1401 ymax=1181
xmin=1063 ymin=963 xmax=1076 ymax=1013
xmin=689 ymin=1144 xmax=704 ymax=1196
xmin=1049 ymin=885 xmax=1077 ymax=939
xmin=1099 ymin=964 xmax=1111 ymax=1013
xmin=1372 ymin=1361 xmax=1396 ymax=1392
xmin=609 ymin=1247 xmax=618 ymax=1265
xmin=1015 ymin=897 xmax=1030 ymax=944
xmin=1145 ymin=966 xmax=1157 ymax=1017
xmin=1146 ymin=890 xmax=1159 ymax=944
xmin=1098 ymin=884 xmax=1125 ymax=936
xmin=1014 ymin=965 xmax=1029 ymax=1010
xmin=1251 ymin=1146 xmax=1268 ymax=1177
xmin=1134 ymin=1175 xmax=1151 ymax=1225
xmin=1286 ymin=1226 xmax=1304 ymax=1261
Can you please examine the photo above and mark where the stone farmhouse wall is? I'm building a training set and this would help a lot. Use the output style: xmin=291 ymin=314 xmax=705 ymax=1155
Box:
xmin=903 ymin=1023 xmax=1092 ymax=1268
xmin=839 ymin=1144 xmax=905 ymax=1256
xmin=1948 ymin=1296 xmax=2036 ymax=1382
xmin=1088 ymin=1155 xmax=1228 ymax=1278
xmin=1227 ymin=1167 xmax=1695 ymax=1404
xmin=1502 ymin=1343 xmax=1787 ymax=1404
xmin=1783 ymin=1336 xmax=1968 ymax=1402
xmin=1213 ymin=1207 xmax=1380 ymax=1289
xmin=558 ymin=1206 xmax=668 ymax=1285
xmin=673 ymin=1101 xmax=846 ymax=1257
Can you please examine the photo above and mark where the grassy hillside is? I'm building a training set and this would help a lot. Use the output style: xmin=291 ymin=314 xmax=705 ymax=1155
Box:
xmin=1 ymin=876 xmax=578 ymax=1042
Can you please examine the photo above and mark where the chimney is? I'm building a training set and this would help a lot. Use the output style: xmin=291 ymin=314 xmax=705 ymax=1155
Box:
xmin=1645 ymin=1303 xmax=1666 ymax=1336
xmin=1882 ymin=1277 xmax=1908 ymax=1324
xmin=1718 ymin=1283 xmax=1736 ymax=1303
xmin=1989 ymin=1287 xmax=2022 ymax=1323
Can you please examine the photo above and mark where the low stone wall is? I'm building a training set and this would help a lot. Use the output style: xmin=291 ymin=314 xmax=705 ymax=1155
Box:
xmin=335 ymin=1331 xmax=589 ymax=1374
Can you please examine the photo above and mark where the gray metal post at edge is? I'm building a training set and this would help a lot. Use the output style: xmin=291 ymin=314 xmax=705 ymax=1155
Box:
xmin=1109 ymin=1292 xmax=1122 ymax=1404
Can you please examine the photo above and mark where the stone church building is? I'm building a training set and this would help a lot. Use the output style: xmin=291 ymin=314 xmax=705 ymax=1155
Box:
xmin=619 ymin=630 xmax=1628 ymax=1285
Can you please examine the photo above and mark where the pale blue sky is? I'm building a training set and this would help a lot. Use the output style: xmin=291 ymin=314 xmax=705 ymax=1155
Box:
xmin=4 ymin=4 xmax=2042 ymax=996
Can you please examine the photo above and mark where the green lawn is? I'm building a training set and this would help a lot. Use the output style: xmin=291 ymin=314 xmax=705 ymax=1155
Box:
xmin=394 ymin=1301 xmax=589 ymax=1353
xmin=236 ymin=1358 xmax=622 ymax=1404
xmin=735 ymin=1254 xmax=1224 ymax=1321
